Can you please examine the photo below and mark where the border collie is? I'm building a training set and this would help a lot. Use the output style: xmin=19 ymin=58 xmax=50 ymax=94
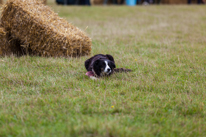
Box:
xmin=85 ymin=54 xmax=131 ymax=79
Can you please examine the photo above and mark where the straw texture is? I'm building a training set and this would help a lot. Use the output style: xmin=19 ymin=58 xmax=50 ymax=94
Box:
xmin=0 ymin=0 xmax=92 ymax=57
xmin=41 ymin=0 xmax=47 ymax=4
xmin=0 ymin=27 xmax=6 ymax=56
xmin=0 ymin=27 xmax=27 ymax=56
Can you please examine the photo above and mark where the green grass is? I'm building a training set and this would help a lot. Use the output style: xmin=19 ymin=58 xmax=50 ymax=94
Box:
xmin=0 ymin=1 xmax=206 ymax=136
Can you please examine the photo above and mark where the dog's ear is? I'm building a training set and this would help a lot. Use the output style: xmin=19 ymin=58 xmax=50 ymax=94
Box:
xmin=85 ymin=58 xmax=91 ymax=71
xmin=106 ymin=54 xmax=115 ymax=63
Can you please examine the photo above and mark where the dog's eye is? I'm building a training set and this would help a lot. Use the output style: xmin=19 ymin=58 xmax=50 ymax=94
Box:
xmin=101 ymin=68 xmax=104 ymax=71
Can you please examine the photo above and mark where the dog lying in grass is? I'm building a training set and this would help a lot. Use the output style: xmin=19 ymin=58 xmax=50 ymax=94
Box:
xmin=85 ymin=54 xmax=131 ymax=79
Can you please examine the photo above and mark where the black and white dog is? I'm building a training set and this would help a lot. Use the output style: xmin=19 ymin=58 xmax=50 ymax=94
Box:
xmin=85 ymin=54 xmax=131 ymax=79
xmin=85 ymin=54 xmax=116 ymax=78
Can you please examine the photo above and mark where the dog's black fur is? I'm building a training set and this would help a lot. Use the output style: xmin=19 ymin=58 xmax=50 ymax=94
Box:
xmin=85 ymin=54 xmax=116 ymax=77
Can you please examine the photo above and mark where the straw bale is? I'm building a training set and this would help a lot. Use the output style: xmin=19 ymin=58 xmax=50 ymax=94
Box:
xmin=0 ymin=27 xmax=12 ymax=56
xmin=0 ymin=0 xmax=92 ymax=57
xmin=0 ymin=28 xmax=6 ymax=36
xmin=0 ymin=28 xmax=6 ymax=56
xmin=0 ymin=27 xmax=27 ymax=56
xmin=40 ymin=0 xmax=47 ymax=4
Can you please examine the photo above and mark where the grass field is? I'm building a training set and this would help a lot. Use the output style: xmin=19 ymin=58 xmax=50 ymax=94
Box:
xmin=0 ymin=0 xmax=206 ymax=136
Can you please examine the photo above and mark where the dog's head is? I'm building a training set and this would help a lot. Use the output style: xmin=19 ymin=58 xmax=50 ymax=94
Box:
xmin=92 ymin=59 xmax=116 ymax=77
xmin=85 ymin=54 xmax=116 ymax=77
